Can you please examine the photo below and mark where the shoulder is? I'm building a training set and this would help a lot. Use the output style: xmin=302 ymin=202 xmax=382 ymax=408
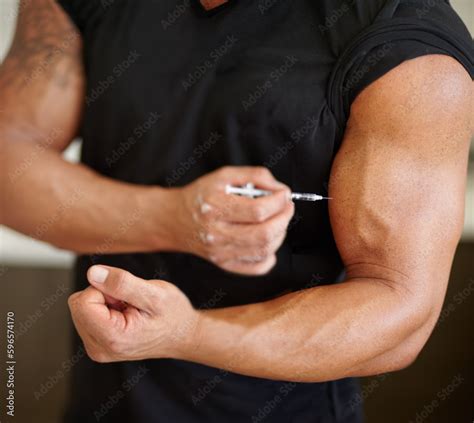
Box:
xmin=348 ymin=54 xmax=473 ymax=141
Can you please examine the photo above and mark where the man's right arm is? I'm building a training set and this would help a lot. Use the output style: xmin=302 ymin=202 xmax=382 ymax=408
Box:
xmin=0 ymin=0 xmax=177 ymax=254
xmin=0 ymin=0 xmax=294 ymax=276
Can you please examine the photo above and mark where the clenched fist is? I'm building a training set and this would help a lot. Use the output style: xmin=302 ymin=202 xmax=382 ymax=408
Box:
xmin=68 ymin=265 xmax=200 ymax=363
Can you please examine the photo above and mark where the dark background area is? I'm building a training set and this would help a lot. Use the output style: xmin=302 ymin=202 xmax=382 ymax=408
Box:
xmin=1 ymin=242 xmax=473 ymax=423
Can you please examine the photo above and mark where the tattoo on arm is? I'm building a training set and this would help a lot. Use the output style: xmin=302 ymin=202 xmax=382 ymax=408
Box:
xmin=0 ymin=0 xmax=83 ymax=94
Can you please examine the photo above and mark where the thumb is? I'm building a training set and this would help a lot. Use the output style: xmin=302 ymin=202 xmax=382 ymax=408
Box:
xmin=87 ymin=265 xmax=158 ymax=313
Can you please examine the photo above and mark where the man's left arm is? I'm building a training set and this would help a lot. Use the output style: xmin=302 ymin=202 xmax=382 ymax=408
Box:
xmin=177 ymin=54 xmax=473 ymax=381
xmin=70 ymin=55 xmax=472 ymax=381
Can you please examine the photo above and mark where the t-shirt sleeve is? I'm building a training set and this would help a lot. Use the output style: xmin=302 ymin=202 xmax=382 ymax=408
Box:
xmin=327 ymin=0 xmax=474 ymax=127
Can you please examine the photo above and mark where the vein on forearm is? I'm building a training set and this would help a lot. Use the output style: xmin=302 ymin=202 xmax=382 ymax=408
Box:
xmin=189 ymin=277 xmax=423 ymax=382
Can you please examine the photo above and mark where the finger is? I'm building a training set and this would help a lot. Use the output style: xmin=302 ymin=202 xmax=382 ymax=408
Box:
xmin=210 ymin=228 xmax=285 ymax=265
xmin=87 ymin=265 xmax=160 ymax=313
xmin=215 ymin=166 xmax=290 ymax=191
xmin=208 ymin=202 xmax=293 ymax=266
xmin=219 ymin=254 xmax=277 ymax=276
xmin=68 ymin=288 xmax=129 ymax=362
xmin=216 ymin=201 xmax=294 ymax=248
xmin=207 ymin=189 xmax=290 ymax=224
xmin=103 ymin=294 xmax=127 ymax=311
xmin=70 ymin=286 xmax=106 ymax=305
xmin=68 ymin=287 xmax=118 ymax=338
xmin=209 ymin=211 xmax=289 ymax=262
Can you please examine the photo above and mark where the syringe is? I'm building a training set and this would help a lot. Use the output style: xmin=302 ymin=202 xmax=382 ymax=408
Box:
xmin=225 ymin=184 xmax=331 ymax=202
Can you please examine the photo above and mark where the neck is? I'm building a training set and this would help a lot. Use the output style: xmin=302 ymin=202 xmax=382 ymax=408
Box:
xmin=200 ymin=0 xmax=229 ymax=11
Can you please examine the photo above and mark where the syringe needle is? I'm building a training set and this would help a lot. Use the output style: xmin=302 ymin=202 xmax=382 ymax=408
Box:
xmin=225 ymin=185 xmax=332 ymax=202
xmin=290 ymin=192 xmax=332 ymax=202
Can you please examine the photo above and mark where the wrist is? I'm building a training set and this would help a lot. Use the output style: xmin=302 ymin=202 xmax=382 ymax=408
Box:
xmin=169 ymin=309 xmax=206 ymax=361
xmin=137 ymin=185 xmax=184 ymax=252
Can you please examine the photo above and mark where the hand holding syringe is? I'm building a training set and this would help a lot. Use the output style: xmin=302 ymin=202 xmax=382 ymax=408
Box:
xmin=225 ymin=183 xmax=331 ymax=201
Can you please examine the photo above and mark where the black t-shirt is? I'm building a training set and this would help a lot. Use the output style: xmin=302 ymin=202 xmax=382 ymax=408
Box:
xmin=56 ymin=1 xmax=473 ymax=422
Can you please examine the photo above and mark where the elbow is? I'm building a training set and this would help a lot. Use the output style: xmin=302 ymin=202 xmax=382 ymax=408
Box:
xmin=384 ymin=301 xmax=436 ymax=373
xmin=393 ymin=342 xmax=424 ymax=372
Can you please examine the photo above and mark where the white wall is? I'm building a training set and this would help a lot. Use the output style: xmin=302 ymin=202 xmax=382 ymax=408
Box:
xmin=0 ymin=0 xmax=473 ymax=267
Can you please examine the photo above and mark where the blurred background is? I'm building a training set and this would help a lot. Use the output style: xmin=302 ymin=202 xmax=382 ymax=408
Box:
xmin=1 ymin=0 xmax=473 ymax=422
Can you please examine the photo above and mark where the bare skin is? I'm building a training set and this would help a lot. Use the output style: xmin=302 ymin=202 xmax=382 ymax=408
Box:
xmin=69 ymin=55 xmax=472 ymax=381
xmin=0 ymin=0 xmax=293 ymax=276
xmin=200 ymin=0 xmax=229 ymax=11
xmin=2 ymin=1 xmax=473 ymax=380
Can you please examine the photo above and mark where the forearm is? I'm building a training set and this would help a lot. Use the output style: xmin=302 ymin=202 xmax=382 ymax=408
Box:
xmin=182 ymin=278 xmax=428 ymax=382
xmin=1 ymin=137 xmax=179 ymax=254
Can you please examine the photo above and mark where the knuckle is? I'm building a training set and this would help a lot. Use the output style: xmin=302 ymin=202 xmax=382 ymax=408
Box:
xmin=220 ymin=260 xmax=244 ymax=275
xmin=254 ymin=166 xmax=271 ymax=179
xmin=255 ymin=245 xmax=272 ymax=258
xmin=199 ymin=229 xmax=215 ymax=245
xmin=199 ymin=199 xmax=214 ymax=215
xmin=274 ymin=223 xmax=287 ymax=240
xmin=88 ymin=348 xmax=108 ymax=363
xmin=252 ymin=205 xmax=267 ymax=222
xmin=219 ymin=166 xmax=232 ymax=176
xmin=211 ymin=254 xmax=225 ymax=265
xmin=100 ymin=328 xmax=117 ymax=346
xmin=95 ymin=354 xmax=109 ymax=364
xmin=67 ymin=293 xmax=80 ymax=309
xmin=254 ymin=256 xmax=277 ymax=275
xmin=107 ymin=338 xmax=123 ymax=355
xmin=258 ymin=226 xmax=274 ymax=245
xmin=146 ymin=290 xmax=161 ymax=308
xmin=286 ymin=201 xmax=296 ymax=217
xmin=200 ymin=210 xmax=214 ymax=223
xmin=212 ymin=207 xmax=224 ymax=221
xmin=150 ymin=283 xmax=167 ymax=304
xmin=113 ymin=271 xmax=131 ymax=297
